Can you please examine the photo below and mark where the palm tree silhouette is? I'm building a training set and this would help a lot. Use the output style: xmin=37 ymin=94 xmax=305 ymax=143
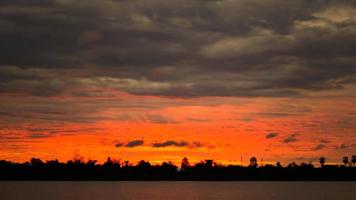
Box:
xmin=342 ymin=156 xmax=349 ymax=167
xmin=319 ymin=157 xmax=326 ymax=168
xmin=351 ymin=155 xmax=356 ymax=167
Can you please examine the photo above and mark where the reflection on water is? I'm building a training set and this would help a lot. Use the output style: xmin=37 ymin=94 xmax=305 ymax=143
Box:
xmin=0 ymin=181 xmax=355 ymax=200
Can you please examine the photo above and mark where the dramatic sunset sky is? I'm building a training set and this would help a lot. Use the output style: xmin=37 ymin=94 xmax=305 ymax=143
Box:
xmin=0 ymin=0 xmax=355 ymax=165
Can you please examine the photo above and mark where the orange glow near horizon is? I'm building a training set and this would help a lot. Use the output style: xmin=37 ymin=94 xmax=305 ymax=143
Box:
xmin=1 ymin=90 xmax=355 ymax=166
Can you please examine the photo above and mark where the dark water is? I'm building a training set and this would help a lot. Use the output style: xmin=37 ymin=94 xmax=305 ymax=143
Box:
xmin=0 ymin=181 xmax=355 ymax=200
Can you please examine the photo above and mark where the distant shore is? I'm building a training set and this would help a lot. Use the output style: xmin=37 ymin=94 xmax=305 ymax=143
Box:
xmin=1 ymin=157 xmax=356 ymax=181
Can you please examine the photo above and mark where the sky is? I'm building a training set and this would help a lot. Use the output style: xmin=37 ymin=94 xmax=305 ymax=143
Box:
xmin=0 ymin=0 xmax=356 ymax=165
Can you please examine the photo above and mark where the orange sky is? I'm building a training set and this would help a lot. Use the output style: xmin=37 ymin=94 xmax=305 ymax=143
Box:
xmin=1 ymin=86 xmax=355 ymax=166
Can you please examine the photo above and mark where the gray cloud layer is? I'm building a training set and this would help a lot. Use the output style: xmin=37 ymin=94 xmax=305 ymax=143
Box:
xmin=1 ymin=0 xmax=356 ymax=97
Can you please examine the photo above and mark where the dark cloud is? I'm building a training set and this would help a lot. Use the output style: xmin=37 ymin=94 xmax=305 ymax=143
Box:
xmin=0 ymin=0 xmax=355 ymax=98
xmin=152 ymin=140 xmax=189 ymax=148
xmin=126 ymin=140 xmax=144 ymax=148
xmin=320 ymin=139 xmax=329 ymax=144
xmin=0 ymin=135 xmax=22 ymax=142
xmin=115 ymin=139 xmax=211 ymax=149
xmin=283 ymin=134 xmax=298 ymax=143
xmin=115 ymin=140 xmax=145 ymax=148
xmin=190 ymin=141 xmax=216 ymax=149
xmin=145 ymin=114 xmax=170 ymax=124
xmin=336 ymin=143 xmax=348 ymax=150
xmin=191 ymin=141 xmax=204 ymax=148
xmin=27 ymin=128 xmax=54 ymax=133
xmin=266 ymin=132 xmax=279 ymax=139
xmin=296 ymin=157 xmax=305 ymax=161
xmin=28 ymin=133 xmax=49 ymax=139
xmin=311 ymin=144 xmax=326 ymax=151
xmin=335 ymin=143 xmax=356 ymax=150
xmin=115 ymin=143 xmax=124 ymax=148
xmin=185 ymin=117 xmax=211 ymax=122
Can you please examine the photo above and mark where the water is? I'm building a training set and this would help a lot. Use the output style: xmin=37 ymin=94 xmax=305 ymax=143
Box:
xmin=0 ymin=181 xmax=355 ymax=200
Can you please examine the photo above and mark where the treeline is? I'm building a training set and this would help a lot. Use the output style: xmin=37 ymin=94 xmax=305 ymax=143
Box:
xmin=0 ymin=156 xmax=356 ymax=180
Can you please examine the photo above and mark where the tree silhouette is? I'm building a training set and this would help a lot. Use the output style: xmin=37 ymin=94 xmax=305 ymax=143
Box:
xmin=123 ymin=160 xmax=131 ymax=167
xmin=204 ymin=160 xmax=213 ymax=168
xmin=137 ymin=160 xmax=151 ymax=169
xmin=1 ymin=156 xmax=356 ymax=181
xmin=319 ymin=157 xmax=325 ymax=168
xmin=276 ymin=162 xmax=282 ymax=168
xmin=30 ymin=158 xmax=43 ymax=167
xmin=181 ymin=157 xmax=190 ymax=171
xmin=287 ymin=162 xmax=298 ymax=168
xmin=249 ymin=157 xmax=258 ymax=168
xmin=352 ymin=155 xmax=356 ymax=167
xmin=342 ymin=156 xmax=349 ymax=167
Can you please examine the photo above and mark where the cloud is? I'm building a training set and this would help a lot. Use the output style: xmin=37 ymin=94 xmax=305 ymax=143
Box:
xmin=145 ymin=114 xmax=171 ymax=124
xmin=113 ymin=140 xmax=144 ymax=148
xmin=283 ymin=134 xmax=298 ymax=143
xmin=0 ymin=0 xmax=354 ymax=98
xmin=191 ymin=141 xmax=204 ymax=148
xmin=115 ymin=139 xmax=212 ymax=149
xmin=126 ymin=140 xmax=144 ymax=148
xmin=335 ymin=143 xmax=356 ymax=150
xmin=185 ymin=117 xmax=211 ymax=122
xmin=296 ymin=157 xmax=305 ymax=161
xmin=28 ymin=133 xmax=49 ymax=139
xmin=335 ymin=143 xmax=349 ymax=150
xmin=266 ymin=132 xmax=279 ymax=139
xmin=114 ymin=140 xmax=145 ymax=148
xmin=190 ymin=141 xmax=215 ymax=149
xmin=115 ymin=143 xmax=124 ymax=148
xmin=311 ymin=144 xmax=326 ymax=151
xmin=0 ymin=0 xmax=356 ymax=155
xmin=152 ymin=140 xmax=189 ymax=148
xmin=320 ymin=139 xmax=329 ymax=144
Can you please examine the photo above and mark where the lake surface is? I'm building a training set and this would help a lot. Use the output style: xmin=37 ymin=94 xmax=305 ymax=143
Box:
xmin=1 ymin=181 xmax=355 ymax=200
